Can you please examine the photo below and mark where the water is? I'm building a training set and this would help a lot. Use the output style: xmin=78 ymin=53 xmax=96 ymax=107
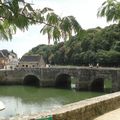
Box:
xmin=0 ymin=86 xmax=105 ymax=118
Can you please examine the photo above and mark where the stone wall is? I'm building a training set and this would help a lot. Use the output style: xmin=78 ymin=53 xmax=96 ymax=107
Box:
xmin=32 ymin=92 xmax=120 ymax=120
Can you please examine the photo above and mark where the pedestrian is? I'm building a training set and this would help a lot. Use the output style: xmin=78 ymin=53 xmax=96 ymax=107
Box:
xmin=96 ymin=63 xmax=99 ymax=68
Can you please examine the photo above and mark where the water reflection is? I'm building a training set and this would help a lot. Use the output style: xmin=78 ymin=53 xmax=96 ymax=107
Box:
xmin=0 ymin=86 xmax=104 ymax=118
xmin=0 ymin=96 xmax=62 ymax=118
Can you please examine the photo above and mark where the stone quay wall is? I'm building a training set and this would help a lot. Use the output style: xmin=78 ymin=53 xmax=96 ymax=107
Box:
xmin=29 ymin=92 xmax=120 ymax=120
xmin=52 ymin=92 xmax=120 ymax=120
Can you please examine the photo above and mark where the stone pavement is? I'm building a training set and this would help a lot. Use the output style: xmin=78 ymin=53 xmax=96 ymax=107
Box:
xmin=94 ymin=108 xmax=120 ymax=120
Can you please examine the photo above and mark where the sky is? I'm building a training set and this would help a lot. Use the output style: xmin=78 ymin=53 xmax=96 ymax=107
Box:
xmin=0 ymin=0 xmax=114 ymax=58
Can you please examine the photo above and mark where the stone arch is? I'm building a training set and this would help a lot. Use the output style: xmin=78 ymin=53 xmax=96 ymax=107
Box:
xmin=55 ymin=73 xmax=71 ymax=89
xmin=23 ymin=75 xmax=40 ymax=87
xmin=91 ymin=78 xmax=104 ymax=92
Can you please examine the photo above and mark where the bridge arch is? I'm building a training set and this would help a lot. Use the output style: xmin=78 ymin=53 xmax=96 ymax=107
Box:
xmin=91 ymin=78 xmax=104 ymax=92
xmin=90 ymin=76 xmax=112 ymax=92
xmin=23 ymin=75 xmax=40 ymax=87
xmin=55 ymin=73 xmax=71 ymax=89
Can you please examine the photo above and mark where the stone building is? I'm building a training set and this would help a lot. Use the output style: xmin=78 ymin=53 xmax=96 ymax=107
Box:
xmin=18 ymin=55 xmax=46 ymax=68
xmin=0 ymin=49 xmax=18 ymax=69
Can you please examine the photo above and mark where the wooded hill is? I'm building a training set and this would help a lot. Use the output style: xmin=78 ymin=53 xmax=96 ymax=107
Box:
xmin=26 ymin=24 xmax=120 ymax=67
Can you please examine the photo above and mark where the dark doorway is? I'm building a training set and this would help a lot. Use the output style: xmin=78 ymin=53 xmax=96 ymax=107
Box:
xmin=91 ymin=78 xmax=104 ymax=92
xmin=55 ymin=74 xmax=71 ymax=89
xmin=24 ymin=75 xmax=40 ymax=87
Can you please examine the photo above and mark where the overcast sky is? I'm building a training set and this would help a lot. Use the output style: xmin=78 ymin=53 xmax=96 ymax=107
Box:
xmin=0 ymin=0 xmax=115 ymax=58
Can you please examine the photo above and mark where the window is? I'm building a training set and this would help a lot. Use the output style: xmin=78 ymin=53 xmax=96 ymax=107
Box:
xmin=26 ymin=65 xmax=28 ymax=68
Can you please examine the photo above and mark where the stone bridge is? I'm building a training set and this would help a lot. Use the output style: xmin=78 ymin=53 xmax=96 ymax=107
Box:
xmin=0 ymin=67 xmax=120 ymax=92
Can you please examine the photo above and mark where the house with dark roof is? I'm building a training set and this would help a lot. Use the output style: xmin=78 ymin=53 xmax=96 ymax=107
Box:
xmin=0 ymin=49 xmax=18 ymax=69
xmin=18 ymin=55 xmax=46 ymax=68
xmin=0 ymin=50 xmax=8 ymax=69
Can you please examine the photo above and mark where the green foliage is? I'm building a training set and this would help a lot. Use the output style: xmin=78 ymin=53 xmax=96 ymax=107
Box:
xmin=0 ymin=0 xmax=34 ymax=40
xmin=0 ymin=0 xmax=81 ymax=43
xmin=96 ymin=50 xmax=120 ymax=66
xmin=40 ymin=15 xmax=82 ymax=44
xmin=26 ymin=24 xmax=120 ymax=67
xmin=98 ymin=0 xmax=120 ymax=23
xmin=112 ymin=41 xmax=120 ymax=51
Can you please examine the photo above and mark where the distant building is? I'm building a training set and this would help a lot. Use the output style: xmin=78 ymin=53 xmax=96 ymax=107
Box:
xmin=18 ymin=55 xmax=46 ymax=68
xmin=0 ymin=49 xmax=18 ymax=70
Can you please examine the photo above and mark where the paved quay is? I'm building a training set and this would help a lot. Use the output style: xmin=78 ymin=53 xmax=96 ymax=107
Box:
xmin=94 ymin=108 xmax=120 ymax=120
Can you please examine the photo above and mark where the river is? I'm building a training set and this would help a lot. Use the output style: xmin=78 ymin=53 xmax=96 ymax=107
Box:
xmin=0 ymin=85 xmax=107 ymax=118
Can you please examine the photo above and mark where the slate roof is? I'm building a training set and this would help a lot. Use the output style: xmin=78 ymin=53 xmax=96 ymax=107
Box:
xmin=0 ymin=49 xmax=9 ymax=58
xmin=2 ymin=50 xmax=9 ymax=57
xmin=20 ymin=55 xmax=42 ymax=62
xmin=0 ymin=51 xmax=4 ymax=58
xmin=0 ymin=49 xmax=17 ymax=58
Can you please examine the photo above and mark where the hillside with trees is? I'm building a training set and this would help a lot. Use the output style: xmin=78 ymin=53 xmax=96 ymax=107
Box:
xmin=26 ymin=24 xmax=120 ymax=67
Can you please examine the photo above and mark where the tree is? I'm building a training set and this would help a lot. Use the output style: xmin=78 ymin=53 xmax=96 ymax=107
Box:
xmin=112 ymin=41 xmax=120 ymax=52
xmin=97 ymin=0 xmax=120 ymax=23
xmin=0 ymin=0 xmax=82 ymax=44
xmin=96 ymin=50 xmax=120 ymax=66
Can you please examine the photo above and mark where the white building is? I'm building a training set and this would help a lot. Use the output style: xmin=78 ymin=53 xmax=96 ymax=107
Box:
xmin=0 ymin=49 xmax=18 ymax=70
